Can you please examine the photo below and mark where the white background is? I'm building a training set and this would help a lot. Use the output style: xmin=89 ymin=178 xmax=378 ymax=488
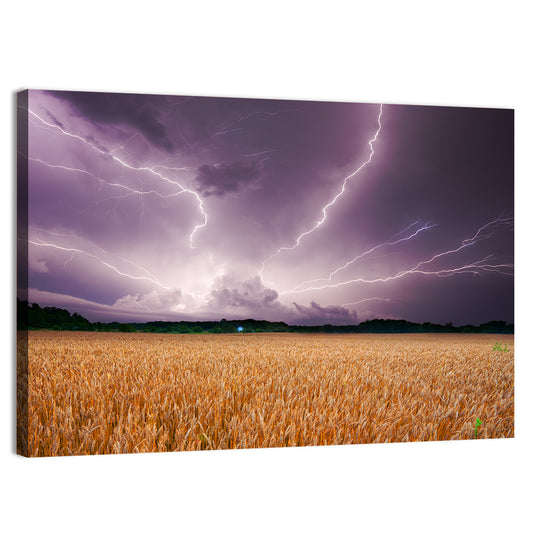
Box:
xmin=2 ymin=1 xmax=531 ymax=531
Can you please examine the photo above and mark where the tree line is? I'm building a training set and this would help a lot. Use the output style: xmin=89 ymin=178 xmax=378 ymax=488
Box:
xmin=17 ymin=300 xmax=514 ymax=334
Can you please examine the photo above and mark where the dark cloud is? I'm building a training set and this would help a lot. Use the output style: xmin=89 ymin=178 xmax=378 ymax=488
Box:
xmin=195 ymin=161 xmax=261 ymax=197
xmin=45 ymin=109 xmax=64 ymax=129
xmin=47 ymin=90 xmax=174 ymax=152
xmin=209 ymin=275 xmax=279 ymax=310
xmin=84 ymin=134 xmax=110 ymax=154
xmin=292 ymin=301 xmax=358 ymax=326
xmin=207 ymin=275 xmax=359 ymax=326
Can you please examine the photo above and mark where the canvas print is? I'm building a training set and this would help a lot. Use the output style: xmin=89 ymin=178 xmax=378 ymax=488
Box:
xmin=17 ymin=90 xmax=514 ymax=457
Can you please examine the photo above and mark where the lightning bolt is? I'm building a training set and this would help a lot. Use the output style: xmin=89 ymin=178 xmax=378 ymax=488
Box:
xmin=63 ymin=254 xmax=74 ymax=268
xmin=109 ymin=133 xmax=139 ymax=155
xmin=152 ymin=164 xmax=197 ymax=172
xmin=29 ymin=226 xmax=210 ymax=302
xmin=28 ymin=109 xmax=208 ymax=248
xmin=176 ymin=120 xmax=199 ymax=165
xmin=29 ymin=238 xmax=173 ymax=290
xmin=214 ymin=108 xmax=301 ymax=135
xmin=29 ymin=158 xmax=189 ymax=200
xmin=242 ymin=149 xmax=280 ymax=158
xmin=279 ymin=218 xmax=514 ymax=296
xmin=32 ymin=226 xmax=160 ymax=281
xmin=280 ymin=256 xmax=513 ymax=296
xmin=214 ymin=128 xmax=244 ymax=136
xmin=461 ymin=216 xmax=514 ymax=245
xmin=287 ymin=220 xmax=436 ymax=292
xmin=341 ymin=297 xmax=394 ymax=307
xmin=261 ymin=103 xmax=384 ymax=275
xmin=167 ymin=95 xmax=195 ymax=108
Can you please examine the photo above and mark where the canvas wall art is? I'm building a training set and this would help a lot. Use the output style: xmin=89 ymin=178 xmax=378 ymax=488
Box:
xmin=17 ymin=90 xmax=514 ymax=457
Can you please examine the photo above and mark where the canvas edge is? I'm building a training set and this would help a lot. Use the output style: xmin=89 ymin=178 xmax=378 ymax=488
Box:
xmin=17 ymin=89 xmax=29 ymax=457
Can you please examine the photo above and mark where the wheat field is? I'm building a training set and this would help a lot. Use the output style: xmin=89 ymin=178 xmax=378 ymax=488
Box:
xmin=21 ymin=331 xmax=514 ymax=456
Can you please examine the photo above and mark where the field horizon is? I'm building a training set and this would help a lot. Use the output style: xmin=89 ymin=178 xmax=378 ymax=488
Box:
xmin=17 ymin=299 xmax=514 ymax=335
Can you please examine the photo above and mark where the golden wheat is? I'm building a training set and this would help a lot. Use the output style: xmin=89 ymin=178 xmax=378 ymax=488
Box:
xmin=24 ymin=331 xmax=514 ymax=456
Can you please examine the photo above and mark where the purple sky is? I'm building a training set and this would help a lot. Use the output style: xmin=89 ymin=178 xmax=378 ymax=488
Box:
xmin=21 ymin=90 xmax=514 ymax=325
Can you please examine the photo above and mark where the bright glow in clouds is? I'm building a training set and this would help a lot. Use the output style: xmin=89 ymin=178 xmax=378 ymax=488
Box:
xmin=21 ymin=91 xmax=514 ymax=325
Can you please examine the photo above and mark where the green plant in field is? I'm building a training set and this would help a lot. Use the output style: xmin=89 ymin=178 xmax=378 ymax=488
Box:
xmin=492 ymin=341 xmax=510 ymax=352
xmin=474 ymin=417 xmax=483 ymax=438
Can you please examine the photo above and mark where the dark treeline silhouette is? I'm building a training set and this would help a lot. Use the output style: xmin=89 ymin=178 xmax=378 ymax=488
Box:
xmin=17 ymin=300 xmax=514 ymax=334
xmin=18 ymin=299 xmax=92 ymax=331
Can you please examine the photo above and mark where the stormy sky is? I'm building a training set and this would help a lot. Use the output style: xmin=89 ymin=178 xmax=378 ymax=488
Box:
xmin=21 ymin=90 xmax=514 ymax=325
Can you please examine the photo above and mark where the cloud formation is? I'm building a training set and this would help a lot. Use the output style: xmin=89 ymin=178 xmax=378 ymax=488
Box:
xmin=293 ymin=301 xmax=358 ymax=326
xmin=48 ymin=90 xmax=174 ymax=152
xmin=29 ymin=257 xmax=49 ymax=273
xmin=206 ymin=274 xmax=359 ymax=325
xmin=195 ymin=161 xmax=261 ymax=197
xmin=208 ymin=275 xmax=279 ymax=311
xmin=113 ymin=289 xmax=184 ymax=313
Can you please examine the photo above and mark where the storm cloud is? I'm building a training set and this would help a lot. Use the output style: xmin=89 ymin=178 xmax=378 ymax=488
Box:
xmin=47 ymin=90 xmax=174 ymax=152
xmin=22 ymin=90 xmax=514 ymax=326
xmin=207 ymin=275 xmax=360 ymax=325
xmin=293 ymin=301 xmax=358 ymax=326
xmin=195 ymin=161 xmax=261 ymax=197
xmin=208 ymin=275 xmax=279 ymax=311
